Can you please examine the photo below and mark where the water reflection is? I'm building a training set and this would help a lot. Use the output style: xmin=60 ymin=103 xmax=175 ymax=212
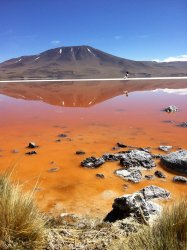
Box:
xmin=0 ymin=79 xmax=187 ymax=107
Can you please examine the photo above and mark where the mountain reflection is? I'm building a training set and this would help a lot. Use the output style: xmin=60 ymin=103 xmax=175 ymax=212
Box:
xmin=0 ymin=79 xmax=187 ymax=107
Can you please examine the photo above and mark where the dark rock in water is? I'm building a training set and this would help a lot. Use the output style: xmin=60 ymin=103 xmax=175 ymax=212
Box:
xmin=96 ymin=173 xmax=105 ymax=179
xmin=116 ymin=142 xmax=127 ymax=148
xmin=76 ymin=150 xmax=85 ymax=155
xmin=115 ymin=169 xmax=142 ymax=183
xmin=178 ymin=122 xmax=187 ymax=128
xmin=120 ymin=150 xmax=155 ymax=169
xmin=25 ymin=151 xmax=37 ymax=155
xmin=81 ymin=157 xmax=105 ymax=168
xmin=144 ymin=175 xmax=154 ymax=180
xmin=139 ymin=185 xmax=170 ymax=201
xmin=113 ymin=192 xmax=162 ymax=214
xmin=138 ymin=147 xmax=151 ymax=153
xmin=105 ymin=189 xmax=163 ymax=223
xmin=163 ymin=120 xmax=176 ymax=124
xmin=164 ymin=105 xmax=178 ymax=113
xmin=27 ymin=142 xmax=38 ymax=149
xmin=173 ymin=176 xmax=187 ymax=183
xmin=154 ymin=170 xmax=166 ymax=178
xmin=152 ymin=154 xmax=162 ymax=159
xmin=112 ymin=146 xmax=120 ymax=150
xmin=55 ymin=139 xmax=61 ymax=142
xmin=161 ymin=150 xmax=187 ymax=174
xmin=102 ymin=153 xmax=119 ymax=161
xmin=58 ymin=134 xmax=67 ymax=138
xmin=159 ymin=145 xmax=172 ymax=152
xmin=48 ymin=167 xmax=59 ymax=172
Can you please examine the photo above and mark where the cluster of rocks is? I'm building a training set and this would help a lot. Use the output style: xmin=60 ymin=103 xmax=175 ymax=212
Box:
xmin=164 ymin=105 xmax=178 ymax=113
xmin=81 ymin=148 xmax=187 ymax=185
xmin=81 ymin=149 xmax=155 ymax=168
xmin=25 ymin=142 xmax=38 ymax=155
xmin=178 ymin=122 xmax=187 ymax=128
xmin=162 ymin=105 xmax=187 ymax=128
xmin=81 ymin=149 xmax=156 ymax=183
xmin=104 ymin=185 xmax=170 ymax=224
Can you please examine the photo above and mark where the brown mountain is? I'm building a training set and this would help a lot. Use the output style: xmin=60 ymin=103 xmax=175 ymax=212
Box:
xmin=0 ymin=45 xmax=187 ymax=80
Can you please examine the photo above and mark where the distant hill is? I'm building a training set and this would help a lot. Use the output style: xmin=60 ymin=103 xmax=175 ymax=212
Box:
xmin=0 ymin=45 xmax=187 ymax=80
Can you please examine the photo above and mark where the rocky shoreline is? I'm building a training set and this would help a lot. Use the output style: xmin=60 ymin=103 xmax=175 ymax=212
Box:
xmin=43 ymin=144 xmax=187 ymax=249
xmin=80 ymin=146 xmax=187 ymax=183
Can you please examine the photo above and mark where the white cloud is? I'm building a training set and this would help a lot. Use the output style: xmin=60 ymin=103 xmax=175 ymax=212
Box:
xmin=152 ymin=88 xmax=187 ymax=95
xmin=153 ymin=54 xmax=187 ymax=63
xmin=51 ymin=40 xmax=61 ymax=44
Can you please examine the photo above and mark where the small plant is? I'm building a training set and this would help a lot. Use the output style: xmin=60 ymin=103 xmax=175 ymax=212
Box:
xmin=0 ymin=174 xmax=46 ymax=250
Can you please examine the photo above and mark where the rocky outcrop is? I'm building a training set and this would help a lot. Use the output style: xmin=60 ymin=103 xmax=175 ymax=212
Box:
xmin=27 ymin=142 xmax=38 ymax=149
xmin=115 ymin=169 xmax=142 ymax=183
xmin=154 ymin=170 xmax=166 ymax=178
xmin=144 ymin=175 xmax=154 ymax=180
xmin=81 ymin=157 xmax=105 ymax=168
xmin=58 ymin=134 xmax=68 ymax=138
xmin=178 ymin=122 xmax=187 ymax=128
xmin=81 ymin=149 xmax=156 ymax=169
xmin=139 ymin=185 xmax=170 ymax=201
xmin=161 ymin=150 xmax=187 ymax=174
xmin=105 ymin=185 xmax=170 ymax=223
xmin=102 ymin=153 xmax=120 ymax=161
xmin=116 ymin=142 xmax=127 ymax=148
xmin=96 ymin=173 xmax=105 ymax=179
xmin=164 ymin=105 xmax=178 ymax=112
xmin=25 ymin=151 xmax=37 ymax=155
xmin=173 ymin=176 xmax=187 ymax=183
xmin=76 ymin=150 xmax=86 ymax=155
xmin=81 ymin=150 xmax=156 ymax=176
xmin=120 ymin=150 xmax=156 ymax=169
xmin=152 ymin=154 xmax=162 ymax=159
xmin=159 ymin=145 xmax=172 ymax=152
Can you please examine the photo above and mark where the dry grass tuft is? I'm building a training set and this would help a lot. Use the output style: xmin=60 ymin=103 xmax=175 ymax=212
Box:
xmin=0 ymin=174 xmax=46 ymax=250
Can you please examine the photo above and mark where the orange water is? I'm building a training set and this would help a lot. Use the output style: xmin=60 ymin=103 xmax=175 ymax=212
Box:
xmin=0 ymin=79 xmax=187 ymax=216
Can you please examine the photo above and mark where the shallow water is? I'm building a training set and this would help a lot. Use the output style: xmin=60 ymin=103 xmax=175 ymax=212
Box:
xmin=0 ymin=79 xmax=187 ymax=216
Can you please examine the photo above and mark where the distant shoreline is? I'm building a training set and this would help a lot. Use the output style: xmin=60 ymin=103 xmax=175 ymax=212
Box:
xmin=0 ymin=76 xmax=187 ymax=83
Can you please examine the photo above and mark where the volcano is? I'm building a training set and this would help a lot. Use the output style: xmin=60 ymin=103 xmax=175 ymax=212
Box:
xmin=0 ymin=45 xmax=187 ymax=80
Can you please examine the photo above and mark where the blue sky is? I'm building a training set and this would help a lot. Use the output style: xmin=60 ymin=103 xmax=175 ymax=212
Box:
xmin=0 ymin=0 xmax=187 ymax=62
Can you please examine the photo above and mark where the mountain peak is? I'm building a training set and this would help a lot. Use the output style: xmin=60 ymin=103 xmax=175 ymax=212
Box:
xmin=0 ymin=45 xmax=187 ymax=80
